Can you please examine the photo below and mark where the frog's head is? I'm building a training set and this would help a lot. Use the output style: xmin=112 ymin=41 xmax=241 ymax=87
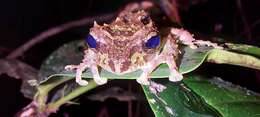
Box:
xmin=86 ymin=10 xmax=160 ymax=74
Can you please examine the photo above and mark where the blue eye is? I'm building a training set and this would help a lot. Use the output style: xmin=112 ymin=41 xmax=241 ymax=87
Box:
xmin=85 ymin=34 xmax=97 ymax=48
xmin=145 ymin=35 xmax=160 ymax=48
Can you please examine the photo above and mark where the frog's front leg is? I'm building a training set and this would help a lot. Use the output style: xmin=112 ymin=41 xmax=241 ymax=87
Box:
xmin=137 ymin=61 xmax=160 ymax=85
xmin=162 ymin=35 xmax=183 ymax=82
xmin=65 ymin=63 xmax=89 ymax=85
xmin=65 ymin=49 xmax=107 ymax=86
xmin=137 ymin=35 xmax=183 ymax=85
xmin=137 ymin=57 xmax=182 ymax=86
xmin=166 ymin=60 xmax=183 ymax=82
xmin=90 ymin=65 xmax=107 ymax=85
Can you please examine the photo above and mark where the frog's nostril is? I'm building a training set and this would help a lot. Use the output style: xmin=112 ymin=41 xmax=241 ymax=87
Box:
xmin=86 ymin=34 xmax=97 ymax=48
xmin=145 ymin=35 xmax=160 ymax=48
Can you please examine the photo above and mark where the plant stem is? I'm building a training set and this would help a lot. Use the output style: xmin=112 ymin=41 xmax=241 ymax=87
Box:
xmin=207 ymin=49 xmax=260 ymax=70
xmin=47 ymin=80 xmax=98 ymax=111
xmin=37 ymin=78 xmax=71 ymax=112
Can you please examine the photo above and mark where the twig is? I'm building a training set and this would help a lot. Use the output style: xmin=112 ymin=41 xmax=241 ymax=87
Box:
xmin=134 ymin=101 xmax=140 ymax=117
xmin=6 ymin=13 xmax=115 ymax=59
xmin=47 ymin=80 xmax=99 ymax=112
xmin=97 ymin=107 xmax=109 ymax=117
xmin=239 ymin=18 xmax=260 ymax=36
xmin=0 ymin=46 xmax=11 ymax=53
xmin=233 ymin=9 xmax=238 ymax=38
xmin=128 ymin=83 xmax=132 ymax=117
xmin=251 ymin=18 xmax=260 ymax=29
xmin=159 ymin=0 xmax=181 ymax=24
xmin=236 ymin=0 xmax=252 ymax=40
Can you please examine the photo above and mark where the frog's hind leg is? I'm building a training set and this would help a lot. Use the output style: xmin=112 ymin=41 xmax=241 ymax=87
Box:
xmin=170 ymin=28 xmax=223 ymax=49
xmin=170 ymin=28 xmax=197 ymax=49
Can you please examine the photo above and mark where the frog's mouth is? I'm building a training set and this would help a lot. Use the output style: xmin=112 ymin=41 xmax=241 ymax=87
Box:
xmin=105 ymin=54 xmax=148 ymax=75
xmin=106 ymin=59 xmax=129 ymax=74
xmin=97 ymin=58 xmax=133 ymax=75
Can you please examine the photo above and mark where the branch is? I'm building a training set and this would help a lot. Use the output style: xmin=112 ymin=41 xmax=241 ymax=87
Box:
xmin=239 ymin=18 xmax=260 ymax=37
xmin=236 ymin=0 xmax=252 ymax=40
xmin=6 ymin=13 xmax=115 ymax=59
xmin=159 ymin=0 xmax=181 ymax=24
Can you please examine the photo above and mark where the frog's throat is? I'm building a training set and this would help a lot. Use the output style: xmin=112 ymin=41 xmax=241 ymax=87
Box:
xmin=99 ymin=63 xmax=143 ymax=75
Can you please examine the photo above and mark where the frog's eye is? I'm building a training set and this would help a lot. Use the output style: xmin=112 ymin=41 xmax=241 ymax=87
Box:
xmin=140 ymin=15 xmax=150 ymax=25
xmin=86 ymin=34 xmax=97 ymax=48
xmin=145 ymin=35 xmax=160 ymax=48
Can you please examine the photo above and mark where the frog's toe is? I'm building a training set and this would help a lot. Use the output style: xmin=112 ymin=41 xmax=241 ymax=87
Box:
xmin=169 ymin=71 xmax=183 ymax=82
xmin=76 ymin=79 xmax=88 ymax=86
xmin=94 ymin=77 xmax=107 ymax=85
xmin=189 ymin=44 xmax=198 ymax=49
xmin=65 ymin=65 xmax=78 ymax=70
xmin=137 ymin=78 xmax=150 ymax=85
xmin=137 ymin=74 xmax=150 ymax=85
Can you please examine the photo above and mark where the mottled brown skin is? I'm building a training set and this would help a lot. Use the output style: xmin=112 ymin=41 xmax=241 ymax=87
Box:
xmin=90 ymin=10 xmax=159 ymax=74
xmin=65 ymin=9 xmax=222 ymax=86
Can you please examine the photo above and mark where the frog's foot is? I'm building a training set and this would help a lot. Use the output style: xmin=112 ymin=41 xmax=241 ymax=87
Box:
xmin=65 ymin=64 xmax=108 ymax=86
xmin=167 ymin=60 xmax=183 ymax=82
xmin=187 ymin=43 xmax=198 ymax=49
xmin=137 ymin=73 xmax=150 ymax=85
xmin=169 ymin=70 xmax=183 ymax=82
xmin=76 ymin=78 xmax=88 ymax=86
xmin=65 ymin=63 xmax=89 ymax=86
xmin=93 ymin=74 xmax=107 ymax=85
xmin=94 ymin=77 xmax=107 ymax=85
xmin=65 ymin=65 xmax=79 ymax=70
xmin=90 ymin=65 xmax=107 ymax=85
xmin=75 ymin=63 xmax=89 ymax=86
xmin=137 ymin=62 xmax=159 ymax=85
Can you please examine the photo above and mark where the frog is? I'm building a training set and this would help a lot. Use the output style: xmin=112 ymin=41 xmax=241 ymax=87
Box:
xmin=65 ymin=8 xmax=222 ymax=86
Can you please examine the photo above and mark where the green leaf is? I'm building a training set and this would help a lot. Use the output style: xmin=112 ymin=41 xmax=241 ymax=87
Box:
xmin=225 ymin=43 xmax=260 ymax=58
xmin=38 ymin=40 xmax=85 ymax=83
xmin=142 ymin=75 xmax=260 ymax=117
xmin=178 ymin=46 xmax=212 ymax=74
xmin=142 ymin=78 xmax=221 ymax=117
xmin=184 ymin=75 xmax=260 ymax=117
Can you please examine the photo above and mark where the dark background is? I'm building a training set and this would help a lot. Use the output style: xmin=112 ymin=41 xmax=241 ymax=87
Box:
xmin=0 ymin=0 xmax=260 ymax=116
